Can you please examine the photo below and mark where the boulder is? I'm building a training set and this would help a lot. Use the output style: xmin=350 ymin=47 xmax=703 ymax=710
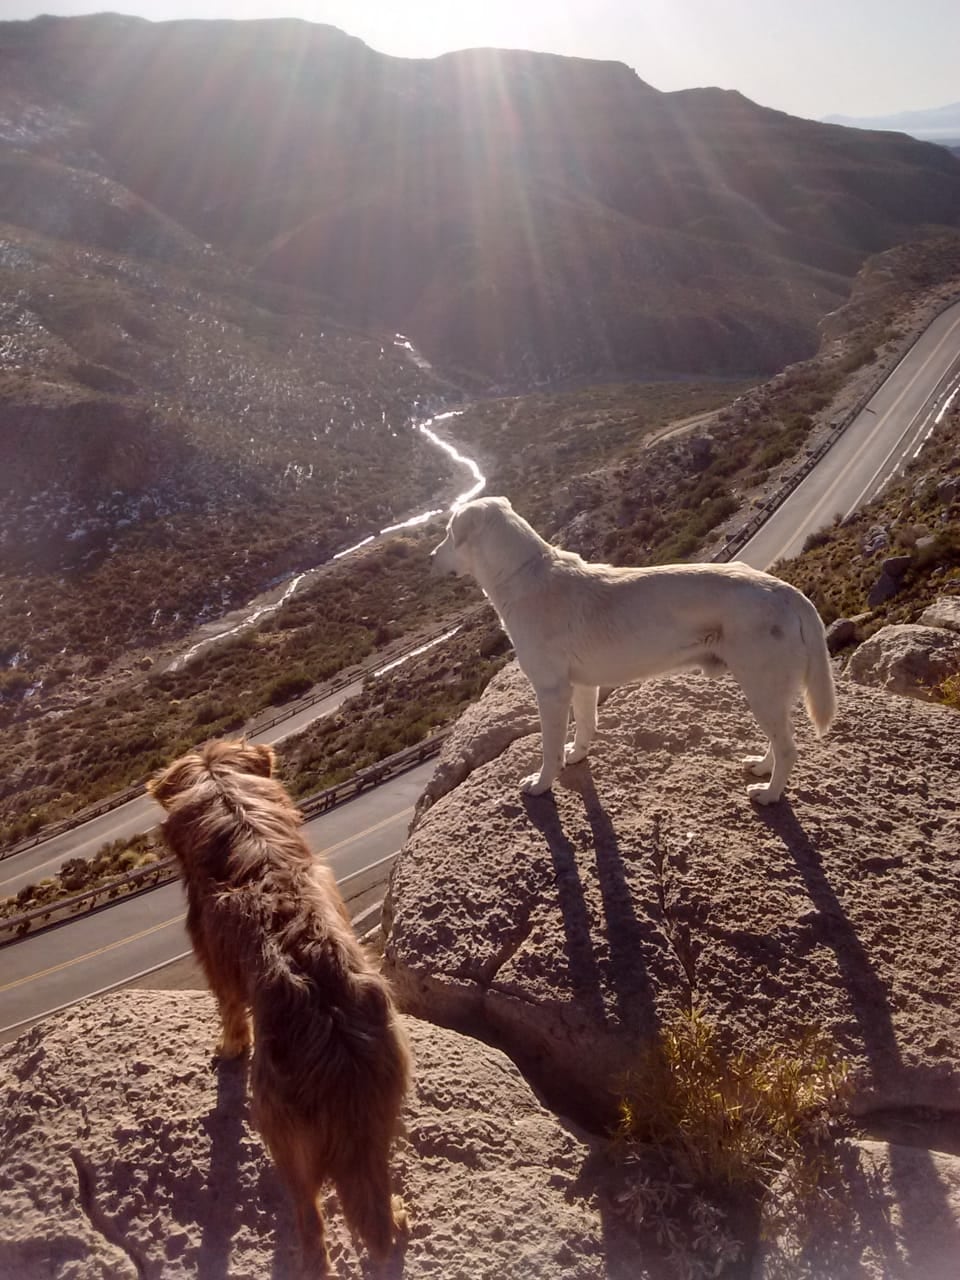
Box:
xmin=862 ymin=525 xmax=890 ymax=556
xmin=385 ymin=668 xmax=960 ymax=1126
xmin=411 ymin=662 xmax=537 ymax=824
xmin=915 ymin=533 xmax=942 ymax=565
xmin=937 ymin=476 xmax=960 ymax=505
xmin=847 ymin=623 xmax=960 ymax=700
xmin=825 ymin=617 xmax=858 ymax=654
xmin=920 ymin=596 xmax=960 ymax=634
xmin=0 ymin=990 xmax=650 ymax=1279
xmin=879 ymin=554 xmax=912 ymax=579
xmin=867 ymin=570 xmax=901 ymax=607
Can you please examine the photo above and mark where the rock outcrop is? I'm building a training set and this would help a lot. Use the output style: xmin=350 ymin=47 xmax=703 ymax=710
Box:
xmin=847 ymin=622 xmax=960 ymax=699
xmin=0 ymin=991 xmax=649 ymax=1279
xmin=385 ymin=668 xmax=960 ymax=1128
xmin=920 ymin=595 xmax=960 ymax=633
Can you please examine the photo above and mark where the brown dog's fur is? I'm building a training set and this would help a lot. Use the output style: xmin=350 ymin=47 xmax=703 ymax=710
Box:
xmin=149 ymin=739 xmax=411 ymax=1275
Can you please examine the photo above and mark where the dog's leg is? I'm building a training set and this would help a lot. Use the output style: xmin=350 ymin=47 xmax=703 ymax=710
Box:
xmin=292 ymin=1182 xmax=330 ymax=1278
xmin=742 ymin=745 xmax=774 ymax=777
xmin=727 ymin=656 xmax=801 ymax=803
xmin=740 ymin=701 xmax=797 ymax=805
xmin=336 ymin=1155 xmax=408 ymax=1263
xmin=521 ymin=682 xmax=572 ymax=795
xmin=566 ymin=684 xmax=599 ymax=764
xmin=214 ymin=994 xmax=252 ymax=1059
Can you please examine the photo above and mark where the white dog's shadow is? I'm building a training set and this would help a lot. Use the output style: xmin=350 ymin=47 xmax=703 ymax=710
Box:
xmin=522 ymin=765 xmax=663 ymax=1038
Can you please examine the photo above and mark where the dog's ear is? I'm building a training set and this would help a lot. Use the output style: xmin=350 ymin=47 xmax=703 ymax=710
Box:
xmin=246 ymin=742 xmax=275 ymax=778
xmin=148 ymin=756 xmax=201 ymax=809
xmin=451 ymin=502 xmax=488 ymax=547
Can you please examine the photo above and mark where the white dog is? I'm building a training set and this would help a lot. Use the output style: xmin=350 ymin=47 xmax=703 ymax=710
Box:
xmin=431 ymin=496 xmax=835 ymax=804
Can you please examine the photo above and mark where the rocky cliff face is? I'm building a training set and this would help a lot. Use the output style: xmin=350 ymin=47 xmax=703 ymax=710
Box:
xmin=385 ymin=667 xmax=960 ymax=1128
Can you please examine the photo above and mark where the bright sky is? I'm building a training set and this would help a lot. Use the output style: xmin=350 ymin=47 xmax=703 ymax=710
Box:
xmin=1 ymin=0 xmax=957 ymax=122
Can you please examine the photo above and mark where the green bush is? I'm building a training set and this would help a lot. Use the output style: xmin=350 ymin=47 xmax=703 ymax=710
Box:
xmin=265 ymin=669 xmax=315 ymax=705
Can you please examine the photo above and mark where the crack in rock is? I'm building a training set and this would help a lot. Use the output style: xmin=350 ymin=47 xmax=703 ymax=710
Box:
xmin=649 ymin=815 xmax=700 ymax=1014
xmin=70 ymin=1149 xmax=147 ymax=1280
xmin=453 ymin=903 xmax=538 ymax=990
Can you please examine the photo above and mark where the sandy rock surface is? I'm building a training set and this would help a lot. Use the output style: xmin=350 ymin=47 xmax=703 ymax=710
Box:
xmin=0 ymin=990 xmax=652 ymax=1280
xmin=847 ymin=622 xmax=960 ymax=699
xmin=385 ymin=666 xmax=960 ymax=1125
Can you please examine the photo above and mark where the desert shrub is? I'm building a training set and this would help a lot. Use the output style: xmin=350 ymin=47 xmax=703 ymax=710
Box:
xmin=939 ymin=673 xmax=960 ymax=710
xmin=617 ymin=1009 xmax=851 ymax=1196
xmin=265 ymin=669 xmax=314 ymax=706
xmin=0 ymin=669 xmax=31 ymax=700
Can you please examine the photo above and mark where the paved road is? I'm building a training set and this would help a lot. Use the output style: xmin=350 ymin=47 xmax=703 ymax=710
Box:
xmin=0 ymin=760 xmax=433 ymax=1042
xmin=738 ymin=300 xmax=960 ymax=569
xmin=0 ymin=679 xmax=364 ymax=898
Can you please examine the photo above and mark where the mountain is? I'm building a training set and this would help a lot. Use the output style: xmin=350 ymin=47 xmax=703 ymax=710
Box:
xmin=823 ymin=101 xmax=960 ymax=146
xmin=2 ymin=13 xmax=959 ymax=390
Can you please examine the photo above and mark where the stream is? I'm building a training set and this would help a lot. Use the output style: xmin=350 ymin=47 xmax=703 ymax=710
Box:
xmin=168 ymin=398 xmax=484 ymax=673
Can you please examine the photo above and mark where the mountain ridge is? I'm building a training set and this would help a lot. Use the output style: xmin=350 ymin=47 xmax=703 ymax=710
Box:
xmin=2 ymin=13 xmax=959 ymax=386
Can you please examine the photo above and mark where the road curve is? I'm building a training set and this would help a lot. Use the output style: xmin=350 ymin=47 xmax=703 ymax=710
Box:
xmin=0 ymin=759 xmax=434 ymax=1042
xmin=739 ymin=299 xmax=960 ymax=569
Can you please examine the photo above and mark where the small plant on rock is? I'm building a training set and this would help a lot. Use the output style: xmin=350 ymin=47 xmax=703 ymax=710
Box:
xmin=615 ymin=1008 xmax=853 ymax=1276
xmin=938 ymin=672 xmax=960 ymax=710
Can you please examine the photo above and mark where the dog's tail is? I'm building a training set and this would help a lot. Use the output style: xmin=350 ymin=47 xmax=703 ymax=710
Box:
xmin=796 ymin=592 xmax=836 ymax=736
xmin=336 ymin=1155 xmax=409 ymax=1261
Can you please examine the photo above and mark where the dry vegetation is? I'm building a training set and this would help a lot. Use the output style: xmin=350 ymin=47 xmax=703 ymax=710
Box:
xmin=0 ymin=539 xmax=477 ymax=844
xmin=615 ymin=1010 xmax=853 ymax=1279
xmin=1 ymin=832 xmax=164 ymax=930
xmin=774 ymin=409 xmax=960 ymax=636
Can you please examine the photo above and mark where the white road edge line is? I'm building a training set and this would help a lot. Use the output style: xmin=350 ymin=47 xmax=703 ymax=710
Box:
xmin=0 ymin=949 xmax=194 ymax=1039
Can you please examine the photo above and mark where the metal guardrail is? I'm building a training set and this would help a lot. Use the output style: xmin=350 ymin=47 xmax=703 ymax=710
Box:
xmin=0 ymin=728 xmax=451 ymax=945
xmin=1 ymin=614 xmax=478 ymax=864
xmin=710 ymin=290 xmax=960 ymax=565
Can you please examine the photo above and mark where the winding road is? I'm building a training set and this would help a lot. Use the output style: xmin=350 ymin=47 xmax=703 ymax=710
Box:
xmin=3 ymin=296 xmax=960 ymax=1043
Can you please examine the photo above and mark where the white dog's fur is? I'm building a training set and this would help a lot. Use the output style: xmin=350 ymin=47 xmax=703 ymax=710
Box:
xmin=431 ymin=496 xmax=836 ymax=804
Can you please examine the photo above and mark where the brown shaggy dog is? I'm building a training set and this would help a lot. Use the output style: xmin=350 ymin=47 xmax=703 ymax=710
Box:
xmin=149 ymin=739 xmax=411 ymax=1275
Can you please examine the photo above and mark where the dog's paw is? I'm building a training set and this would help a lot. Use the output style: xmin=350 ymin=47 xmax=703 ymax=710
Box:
xmin=391 ymin=1195 xmax=410 ymax=1238
xmin=742 ymin=754 xmax=773 ymax=777
xmin=564 ymin=743 xmax=589 ymax=765
xmin=747 ymin=781 xmax=783 ymax=805
xmin=520 ymin=773 xmax=553 ymax=796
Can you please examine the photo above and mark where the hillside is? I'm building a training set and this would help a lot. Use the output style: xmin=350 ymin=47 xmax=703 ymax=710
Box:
xmin=2 ymin=14 xmax=960 ymax=388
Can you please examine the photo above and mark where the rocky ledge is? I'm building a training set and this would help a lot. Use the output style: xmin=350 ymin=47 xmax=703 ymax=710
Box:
xmin=0 ymin=990 xmax=648 ymax=1279
xmin=385 ymin=666 xmax=960 ymax=1128
xmin=3 ymin=663 xmax=960 ymax=1278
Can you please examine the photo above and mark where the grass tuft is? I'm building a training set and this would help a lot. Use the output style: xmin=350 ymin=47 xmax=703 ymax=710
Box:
xmin=617 ymin=1009 xmax=852 ymax=1197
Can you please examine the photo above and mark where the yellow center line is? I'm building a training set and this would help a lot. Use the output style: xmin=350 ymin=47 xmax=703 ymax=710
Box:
xmin=316 ymin=806 xmax=413 ymax=857
xmin=0 ymin=912 xmax=185 ymax=995
xmin=2 ymin=805 xmax=413 ymax=999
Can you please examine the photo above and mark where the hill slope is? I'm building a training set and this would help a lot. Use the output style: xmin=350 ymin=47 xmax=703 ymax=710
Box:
xmin=2 ymin=14 xmax=960 ymax=386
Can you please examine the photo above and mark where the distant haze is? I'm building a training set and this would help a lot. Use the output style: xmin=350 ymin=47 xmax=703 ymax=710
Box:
xmin=823 ymin=102 xmax=960 ymax=146
xmin=1 ymin=0 xmax=959 ymax=123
